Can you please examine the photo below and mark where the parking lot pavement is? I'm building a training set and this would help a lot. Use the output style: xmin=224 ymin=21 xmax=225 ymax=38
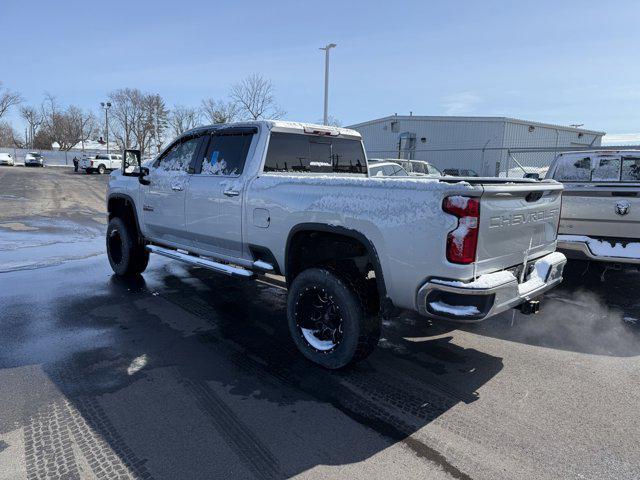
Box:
xmin=1 ymin=167 xmax=639 ymax=480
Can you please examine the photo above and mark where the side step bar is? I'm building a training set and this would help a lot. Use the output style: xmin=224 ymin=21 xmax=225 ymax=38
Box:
xmin=146 ymin=245 xmax=254 ymax=278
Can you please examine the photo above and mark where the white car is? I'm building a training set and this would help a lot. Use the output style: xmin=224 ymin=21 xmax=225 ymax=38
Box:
xmin=0 ymin=153 xmax=14 ymax=166
xmin=368 ymin=160 xmax=409 ymax=177
xmin=82 ymin=154 xmax=123 ymax=174
xmin=24 ymin=152 xmax=44 ymax=167
xmin=105 ymin=120 xmax=567 ymax=369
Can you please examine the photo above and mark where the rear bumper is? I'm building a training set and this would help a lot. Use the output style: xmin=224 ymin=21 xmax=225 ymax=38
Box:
xmin=416 ymin=252 xmax=567 ymax=323
xmin=558 ymin=235 xmax=640 ymax=265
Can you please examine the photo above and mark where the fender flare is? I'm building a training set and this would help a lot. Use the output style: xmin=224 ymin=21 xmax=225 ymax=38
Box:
xmin=285 ymin=222 xmax=388 ymax=304
xmin=107 ymin=193 xmax=142 ymax=236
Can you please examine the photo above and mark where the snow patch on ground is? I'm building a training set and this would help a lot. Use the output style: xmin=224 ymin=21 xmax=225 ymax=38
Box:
xmin=558 ymin=235 xmax=640 ymax=259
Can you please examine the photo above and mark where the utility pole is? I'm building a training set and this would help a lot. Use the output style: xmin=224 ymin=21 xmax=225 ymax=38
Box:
xmin=100 ymin=101 xmax=112 ymax=155
xmin=319 ymin=43 xmax=337 ymax=125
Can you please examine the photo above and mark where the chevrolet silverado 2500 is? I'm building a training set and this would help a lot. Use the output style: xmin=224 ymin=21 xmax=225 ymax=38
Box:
xmin=547 ymin=150 xmax=640 ymax=266
xmin=106 ymin=121 xmax=567 ymax=368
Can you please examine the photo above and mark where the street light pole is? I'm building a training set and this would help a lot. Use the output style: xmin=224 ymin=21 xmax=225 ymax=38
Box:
xmin=319 ymin=43 xmax=337 ymax=126
xmin=100 ymin=102 xmax=112 ymax=155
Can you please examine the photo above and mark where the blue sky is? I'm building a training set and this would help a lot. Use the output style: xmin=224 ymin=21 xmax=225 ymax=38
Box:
xmin=2 ymin=0 xmax=639 ymax=134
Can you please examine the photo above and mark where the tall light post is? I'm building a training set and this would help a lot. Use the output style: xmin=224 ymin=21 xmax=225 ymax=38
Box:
xmin=100 ymin=102 xmax=112 ymax=155
xmin=319 ymin=43 xmax=337 ymax=126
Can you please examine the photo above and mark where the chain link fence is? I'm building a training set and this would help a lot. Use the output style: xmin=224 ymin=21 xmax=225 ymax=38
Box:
xmin=0 ymin=146 xmax=109 ymax=166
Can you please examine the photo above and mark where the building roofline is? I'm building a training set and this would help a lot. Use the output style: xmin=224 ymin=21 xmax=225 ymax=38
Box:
xmin=347 ymin=115 xmax=605 ymax=136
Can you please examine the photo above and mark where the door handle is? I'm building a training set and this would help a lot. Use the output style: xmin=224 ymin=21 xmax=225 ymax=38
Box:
xmin=223 ymin=189 xmax=240 ymax=197
xmin=171 ymin=184 xmax=184 ymax=191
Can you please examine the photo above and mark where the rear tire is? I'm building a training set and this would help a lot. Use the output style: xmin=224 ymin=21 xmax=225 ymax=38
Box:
xmin=106 ymin=217 xmax=149 ymax=276
xmin=287 ymin=268 xmax=380 ymax=369
xmin=98 ymin=164 xmax=106 ymax=174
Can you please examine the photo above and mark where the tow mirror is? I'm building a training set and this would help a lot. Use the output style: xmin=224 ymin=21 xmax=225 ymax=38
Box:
xmin=122 ymin=149 xmax=150 ymax=185
xmin=123 ymin=149 xmax=141 ymax=175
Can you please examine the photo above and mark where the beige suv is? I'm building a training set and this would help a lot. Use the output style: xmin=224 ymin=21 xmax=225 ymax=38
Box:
xmin=547 ymin=150 xmax=640 ymax=265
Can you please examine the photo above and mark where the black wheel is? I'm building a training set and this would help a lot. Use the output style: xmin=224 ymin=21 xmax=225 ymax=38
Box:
xmin=287 ymin=268 xmax=380 ymax=369
xmin=98 ymin=164 xmax=106 ymax=174
xmin=106 ymin=217 xmax=149 ymax=276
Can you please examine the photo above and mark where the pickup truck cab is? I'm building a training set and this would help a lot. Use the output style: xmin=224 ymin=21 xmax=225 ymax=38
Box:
xmin=82 ymin=153 xmax=122 ymax=174
xmin=107 ymin=121 xmax=566 ymax=368
xmin=547 ymin=150 xmax=640 ymax=266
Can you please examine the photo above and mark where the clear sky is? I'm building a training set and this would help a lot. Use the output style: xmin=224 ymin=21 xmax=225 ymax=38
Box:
xmin=2 ymin=0 xmax=639 ymax=134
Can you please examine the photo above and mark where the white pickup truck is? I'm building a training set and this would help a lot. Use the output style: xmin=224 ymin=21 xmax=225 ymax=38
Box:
xmin=106 ymin=121 xmax=567 ymax=368
xmin=82 ymin=153 xmax=123 ymax=174
xmin=546 ymin=150 xmax=640 ymax=266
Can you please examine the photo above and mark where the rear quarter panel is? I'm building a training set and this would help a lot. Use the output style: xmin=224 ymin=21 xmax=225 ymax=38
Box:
xmin=244 ymin=174 xmax=482 ymax=310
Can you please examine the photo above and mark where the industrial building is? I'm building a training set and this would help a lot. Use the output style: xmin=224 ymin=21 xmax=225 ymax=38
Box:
xmin=348 ymin=115 xmax=605 ymax=176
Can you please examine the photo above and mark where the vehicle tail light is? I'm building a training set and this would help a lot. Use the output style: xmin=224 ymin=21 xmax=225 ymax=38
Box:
xmin=443 ymin=196 xmax=480 ymax=264
xmin=90 ymin=160 xmax=94 ymax=166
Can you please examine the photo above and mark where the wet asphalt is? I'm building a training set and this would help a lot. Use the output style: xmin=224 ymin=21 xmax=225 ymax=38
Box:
xmin=1 ymin=167 xmax=639 ymax=480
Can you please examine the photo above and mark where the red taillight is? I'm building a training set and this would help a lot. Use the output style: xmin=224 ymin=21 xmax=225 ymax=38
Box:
xmin=443 ymin=196 xmax=480 ymax=264
xmin=90 ymin=160 xmax=94 ymax=166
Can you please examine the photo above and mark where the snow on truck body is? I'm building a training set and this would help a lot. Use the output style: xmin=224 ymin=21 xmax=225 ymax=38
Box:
xmin=547 ymin=150 xmax=640 ymax=265
xmin=106 ymin=120 xmax=566 ymax=368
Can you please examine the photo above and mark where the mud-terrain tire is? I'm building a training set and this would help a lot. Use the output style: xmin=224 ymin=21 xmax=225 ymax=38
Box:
xmin=98 ymin=164 xmax=106 ymax=174
xmin=106 ymin=217 xmax=149 ymax=276
xmin=287 ymin=268 xmax=380 ymax=369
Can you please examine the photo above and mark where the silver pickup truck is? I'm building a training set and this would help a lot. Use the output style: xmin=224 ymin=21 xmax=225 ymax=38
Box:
xmin=106 ymin=121 xmax=566 ymax=368
xmin=546 ymin=150 xmax=640 ymax=266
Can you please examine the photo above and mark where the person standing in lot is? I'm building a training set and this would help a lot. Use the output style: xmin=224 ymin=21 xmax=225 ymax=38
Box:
xmin=73 ymin=156 xmax=79 ymax=172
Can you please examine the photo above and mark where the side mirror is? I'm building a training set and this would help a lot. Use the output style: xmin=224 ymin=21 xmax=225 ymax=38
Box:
xmin=524 ymin=172 xmax=541 ymax=180
xmin=123 ymin=149 xmax=142 ymax=176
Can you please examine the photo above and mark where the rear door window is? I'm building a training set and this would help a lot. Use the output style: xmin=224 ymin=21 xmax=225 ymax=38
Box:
xmin=553 ymin=157 xmax=591 ymax=181
xmin=591 ymin=157 xmax=621 ymax=181
xmin=264 ymin=133 xmax=366 ymax=175
xmin=621 ymin=157 xmax=640 ymax=181
xmin=198 ymin=132 xmax=253 ymax=176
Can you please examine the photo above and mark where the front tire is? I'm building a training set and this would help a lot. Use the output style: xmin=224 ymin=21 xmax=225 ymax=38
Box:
xmin=106 ymin=217 xmax=149 ymax=276
xmin=287 ymin=268 xmax=380 ymax=369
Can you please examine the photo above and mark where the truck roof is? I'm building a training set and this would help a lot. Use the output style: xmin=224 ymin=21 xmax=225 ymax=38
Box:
xmin=183 ymin=120 xmax=362 ymax=140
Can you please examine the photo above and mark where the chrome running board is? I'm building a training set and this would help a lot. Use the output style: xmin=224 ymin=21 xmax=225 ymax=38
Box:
xmin=146 ymin=245 xmax=254 ymax=278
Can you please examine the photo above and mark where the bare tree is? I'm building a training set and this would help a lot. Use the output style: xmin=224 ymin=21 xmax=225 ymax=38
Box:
xmin=108 ymin=88 xmax=168 ymax=157
xmin=20 ymin=106 xmax=42 ymax=148
xmin=0 ymin=82 xmax=23 ymax=119
xmin=229 ymin=74 xmax=285 ymax=121
xmin=201 ymin=98 xmax=239 ymax=124
xmin=0 ymin=121 xmax=24 ymax=147
xmin=169 ymin=104 xmax=201 ymax=137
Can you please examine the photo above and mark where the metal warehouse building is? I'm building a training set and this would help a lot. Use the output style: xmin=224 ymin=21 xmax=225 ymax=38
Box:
xmin=348 ymin=115 xmax=605 ymax=177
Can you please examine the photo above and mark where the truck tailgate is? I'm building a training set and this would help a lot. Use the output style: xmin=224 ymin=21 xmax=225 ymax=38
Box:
xmin=476 ymin=182 xmax=563 ymax=272
xmin=560 ymin=184 xmax=640 ymax=238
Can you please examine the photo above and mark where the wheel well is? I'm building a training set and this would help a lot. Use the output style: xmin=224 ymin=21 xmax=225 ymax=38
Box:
xmin=108 ymin=196 xmax=140 ymax=239
xmin=286 ymin=228 xmax=386 ymax=314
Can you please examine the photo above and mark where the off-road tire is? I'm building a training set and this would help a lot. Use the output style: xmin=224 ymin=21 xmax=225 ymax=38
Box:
xmin=287 ymin=268 xmax=381 ymax=369
xmin=106 ymin=217 xmax=149 ymax=276
xmin=98 ymin=164 xmax=106 ymax=174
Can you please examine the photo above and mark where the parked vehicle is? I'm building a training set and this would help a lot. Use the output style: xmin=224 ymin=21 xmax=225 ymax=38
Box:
xmin=443 ymin=168 xmax=478 ymax=177
xmin=24 ymin=152 xmax=44 ymax=167
xmin=395 ymin=159 xmax=443 ymax=177
xmin=82 ymin=154 xmax=123 ymax=174
xmin=106 ymin=121 xmax=566 ymax=368
xmin=0 ymin=153 xmax=14 ymax=166
xmin=368 ymin=160 xmax=409 ymax=177
xmin=547 ymin=150 xmax=640 ymax=266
